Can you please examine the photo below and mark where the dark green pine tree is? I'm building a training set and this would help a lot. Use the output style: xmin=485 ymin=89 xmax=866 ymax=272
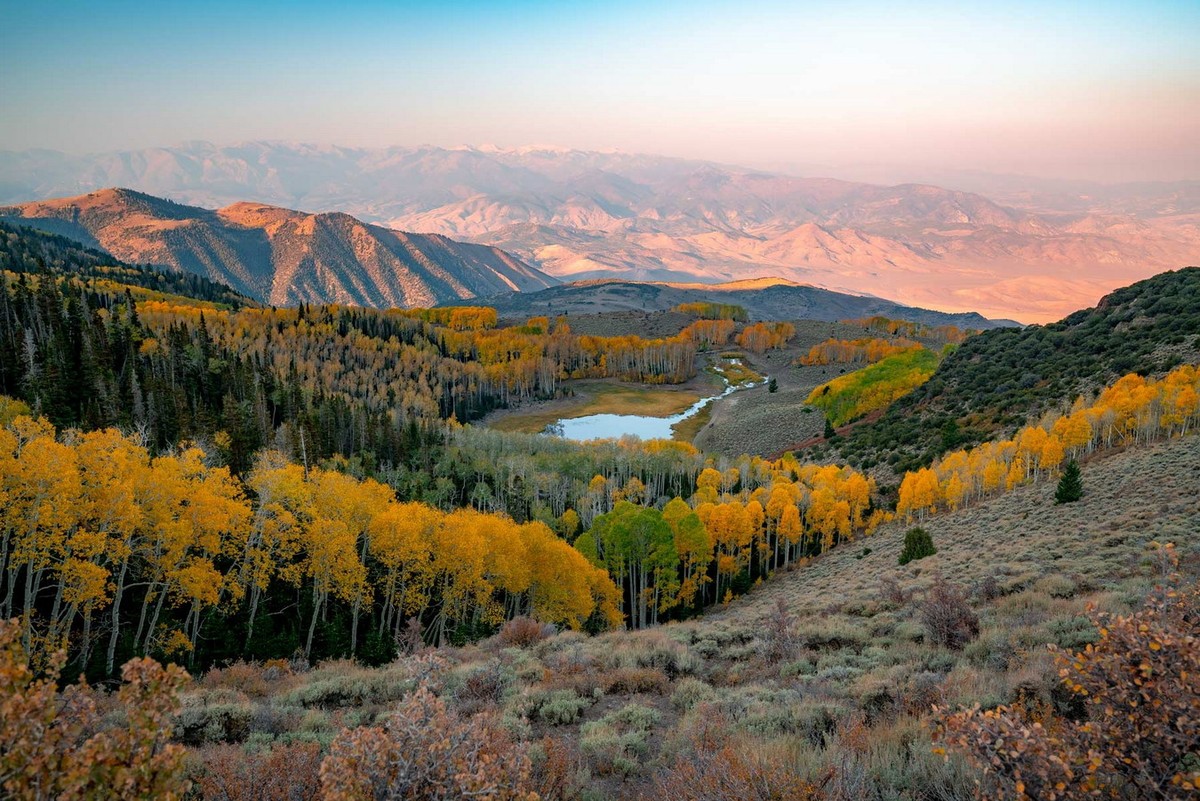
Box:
xmin=899 ymin=527 xmax=937 ymax=565
xmin=768 ymin=376 xmax=778 ymax=393
xmin=824 ymin=416 xmax=837 ymax=439
xmin=1055 ymin=459 xmax=1083 ymax=504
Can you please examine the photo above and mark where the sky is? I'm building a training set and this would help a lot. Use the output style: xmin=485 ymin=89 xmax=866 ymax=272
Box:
xmin=1 ymin=0 xmax=1198 ymax=182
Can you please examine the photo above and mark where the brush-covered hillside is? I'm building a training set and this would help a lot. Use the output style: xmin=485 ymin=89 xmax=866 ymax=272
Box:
xmin=825 ymin=266 xmax=1200 ymax=472
xmin=15 ymin=425 xmax=1192 ymax=800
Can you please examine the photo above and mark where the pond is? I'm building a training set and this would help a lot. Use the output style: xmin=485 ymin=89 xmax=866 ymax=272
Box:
xmin=543 ymin=364 xmax=767 ymax=442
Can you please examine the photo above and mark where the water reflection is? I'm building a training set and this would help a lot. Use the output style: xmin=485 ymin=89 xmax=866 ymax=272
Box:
xmin=544 ymin=367 xmax=766 ymax=442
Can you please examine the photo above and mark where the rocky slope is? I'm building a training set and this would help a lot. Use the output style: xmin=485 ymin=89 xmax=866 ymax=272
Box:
xmin=0 ymin=188 xmax=556 ymax=307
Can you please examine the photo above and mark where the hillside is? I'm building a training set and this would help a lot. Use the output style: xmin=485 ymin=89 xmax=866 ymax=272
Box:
xmin=2 ymin=143 xmax=1197 ymax=321
xmin=714 ymin=432 xmax=1200 ymax=627
xmin=463 ymin=277 xmax=1015 ymax=329
xmin=825 ymin=266 xmax=1200 ymax=473
xmin=0 ymin=219 xmax=251 ymax=307
xmin=0 ymin=188 xmax=557 ymax=307
xmin=136 ymin=431 xmax=1200 ymax=800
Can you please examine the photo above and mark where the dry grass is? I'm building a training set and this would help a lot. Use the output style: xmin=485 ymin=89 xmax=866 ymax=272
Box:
xmin=670 ymin=400 xmax=712 ymax=442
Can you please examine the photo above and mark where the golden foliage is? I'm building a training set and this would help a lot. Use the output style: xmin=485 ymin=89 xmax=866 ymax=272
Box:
xmin=898 ymin=365 xmax=1200 ymax=521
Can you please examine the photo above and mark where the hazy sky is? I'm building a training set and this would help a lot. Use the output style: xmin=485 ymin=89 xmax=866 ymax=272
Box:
xmin=2 ymin=0 xmax=1198 ymax=181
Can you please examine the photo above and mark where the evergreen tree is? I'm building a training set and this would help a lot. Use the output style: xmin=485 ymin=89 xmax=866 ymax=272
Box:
xmin=899 ymin=527 xmax=937 ymax=565
xmin=768 ymin=376 xmax=778 ymax=393
xmin=1055 ymin=459 xmax=1083 ymax=504
xmin=824 ymin=416 xmax=836 ymax=439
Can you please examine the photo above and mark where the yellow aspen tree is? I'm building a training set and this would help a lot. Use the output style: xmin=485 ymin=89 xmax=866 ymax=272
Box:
xmin=1039 ymin=435 xmax=1065 ymax=475
xmin=311 ymin=469 xmax=393 ymax=654
xmin=368 ymin=501 xmax=437 ymax=640
xmin=944 ymin=473 xmax=966 ymax=512
xmin=1005 ymin=455 xmax=1026 ymax=491
xmin=301 ymin=515 xmax=367 ymax=659
xmin=9 ymin=426 xmax=82 ymax=657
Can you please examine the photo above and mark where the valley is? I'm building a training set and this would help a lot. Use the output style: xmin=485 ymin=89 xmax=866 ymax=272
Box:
xmin=482 ymin=377 xmax=712 ymax=436
xmin=6 ymin=3 xmax=1199 ymax=799
xmin=3 ymin=216 xmax=1197 ymax=800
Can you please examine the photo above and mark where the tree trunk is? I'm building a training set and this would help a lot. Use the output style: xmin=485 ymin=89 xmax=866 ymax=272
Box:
xmin=105 ymin=558 xmax=130 ymax=676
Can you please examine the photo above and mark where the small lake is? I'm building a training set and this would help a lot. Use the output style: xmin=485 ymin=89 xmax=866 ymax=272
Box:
xmin=544 ymin=365 xmax=766 ymax=442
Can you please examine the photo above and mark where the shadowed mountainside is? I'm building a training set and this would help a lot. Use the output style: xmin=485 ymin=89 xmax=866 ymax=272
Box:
xmin=0 ymin=187 xmax=557 ymax=307
xmin=460 ymin=277 xmax=1016 ymax=329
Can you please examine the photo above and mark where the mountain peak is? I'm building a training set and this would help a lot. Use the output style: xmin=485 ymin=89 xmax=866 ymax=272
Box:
xmin=0 ymin=189 xmax=557 ymax=308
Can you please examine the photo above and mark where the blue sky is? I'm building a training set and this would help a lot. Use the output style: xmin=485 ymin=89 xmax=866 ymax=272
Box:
xmin=1 ymin=0 xmax=1197 ymax=180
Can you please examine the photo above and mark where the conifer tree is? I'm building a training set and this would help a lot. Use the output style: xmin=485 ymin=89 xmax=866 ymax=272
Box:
xmin=899 ymin=527 xmax=937 ymax=565
xmin=1055 ymin=459 xmax=1083 ymax=504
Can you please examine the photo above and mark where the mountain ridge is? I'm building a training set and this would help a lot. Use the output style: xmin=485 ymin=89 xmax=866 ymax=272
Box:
xmin=0 ymin=187 xmax=557 ymax=307
xmin=453 ymin=276 xmax=1018 ymax=329
xmin=2 ymin=143 xmax=1196 ymax=321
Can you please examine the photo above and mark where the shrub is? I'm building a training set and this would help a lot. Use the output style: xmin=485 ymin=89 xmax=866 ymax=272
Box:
xmin=762 ymin=597 xmax=798 ymax=663
xmin=448 ymin=658 xmax=513 ymax=712
xmin=604 ymin=666 xmax=669 ymax=695
xmin=529 ymin=736 xmax=585 ymax=801
xmin=605 ymin=631 xmax=699 ymax=676
xmin=496 ymin=617 xmax=557 ymax=649
xmin=319 ymin=683 xmax=536 ymax=801
xmin=1034 ymin=573 xmax=1077 ymax=599
xmin=899 ymin=527 xmax=937 ymax=565
xmin=175 ymin=700 xmax=256 ymax=745
xmin=879 ymin=575 xmax=910 ymax=607
xmin=0 ymin=619 xmax=189 ymax=800
xmin=646 ymin=740 xmax=824 ymax=801
xmin=195 ymin=741 xmax=322 ymax=801
xmin=202 ymin=660 xmax=290 ymax=699
xmin=919 ymin=576 xmax=980 ymax=650
xmin=1054 ymin=459 xmax=1082 ymax=504
xmin=935 ymin=575 xmax=1200 ymax=800
xmin=671 ymin=678 xmax=717 ymax=712
xmin=516 ymin=688 xmax=592 ymax=726
xmin=580 ymin=704 xmax=662 ymax=777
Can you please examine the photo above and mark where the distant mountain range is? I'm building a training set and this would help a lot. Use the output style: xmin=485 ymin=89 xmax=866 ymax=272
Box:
xmin=0 ymin=188 xmax=556 ymax=307
xmin=461 ymin=277 xmax=1017 ymax=329
xmin=1 ymin=142 xmax=1196 ymax=321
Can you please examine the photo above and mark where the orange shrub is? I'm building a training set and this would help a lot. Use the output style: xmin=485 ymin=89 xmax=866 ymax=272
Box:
xmin=935 ymin=567 xmax=1200 ymax=799
xmin=0 ymin=618 xmax=189 ymax=800
xmin=319 ymin=684 xmax=536 ymax=801
xmin=196 ymin=742 xmax=322 ymax=801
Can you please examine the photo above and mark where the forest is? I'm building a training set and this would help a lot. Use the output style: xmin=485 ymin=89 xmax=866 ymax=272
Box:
xmin=0 ymin=391 xmax=889 ymax=674
xmin=0 ymin=226 xmax=733 ymax=474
